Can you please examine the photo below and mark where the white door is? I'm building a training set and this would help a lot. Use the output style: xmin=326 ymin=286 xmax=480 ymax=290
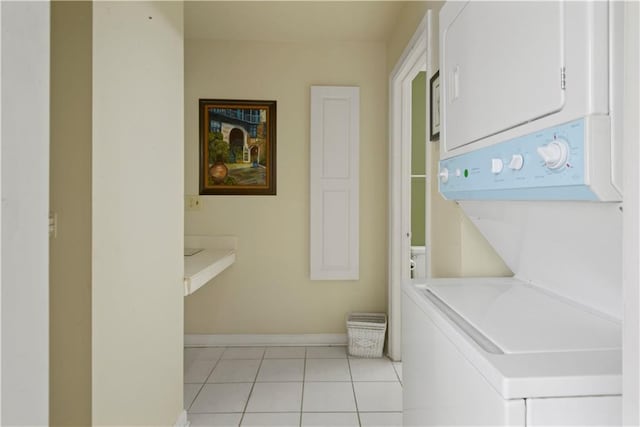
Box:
xmin=310 ymin=86 xmax=360 ymax=281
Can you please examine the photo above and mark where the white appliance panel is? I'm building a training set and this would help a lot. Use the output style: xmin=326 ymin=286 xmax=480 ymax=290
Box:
xmin=402 ymin=281 xmax=622 ymax=425
xmin=443 ymin=2 xmax=564 ymax=152
xmin=404 ymin=2 xmax=624 ymax=425
xmin=439 ymin=1 xmax=611 ymax=160
xmin=526 ymin=396 xmax=622 ymax=426
xmin=427 ymin=282 xmax=621 ymax=354
xmin=402 ymin=290 xmax=526 ymax=426
xmin=460 ymin=201 xmax=622 ymax=320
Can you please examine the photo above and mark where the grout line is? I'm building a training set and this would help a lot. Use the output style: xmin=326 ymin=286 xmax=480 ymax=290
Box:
xmin=219 ymin=346 xmax=230 ymax=359
xmin=202 ymin=357 xmax=223 ymax=383
xmin=346 ymin=357 xmax=362 ymax=427
xmin=299 ymin=348 xmax=307 ymax=427
xmin=185 ymin=347 xmax=226 ymax=412
xmin=392 ymin=362 xmax=402 ymax=384
xmin=238 ymin=348 xmax=266 ymax=426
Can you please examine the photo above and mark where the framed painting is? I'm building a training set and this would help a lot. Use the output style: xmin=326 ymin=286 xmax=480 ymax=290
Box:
xmin=199 ymin=99 xmax=277 ymax=195
xmin=429 ymin=70 xmax=440 ymax=141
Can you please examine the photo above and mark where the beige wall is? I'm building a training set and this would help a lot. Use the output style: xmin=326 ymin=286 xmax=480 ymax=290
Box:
xmin=386 ymin=1 xmax=431 ymax=73
xmin=92 ymin=2 xmax=184 ymax=424
xmin=185 ymin=0 xmax=508 ymax=336
xmin=460 ymin=215 xmax=511 ymax=277
xmin=184 ymin=39 xmax=388 ymax=334
xmin=50 ymin=2 xmax=92 ymax=424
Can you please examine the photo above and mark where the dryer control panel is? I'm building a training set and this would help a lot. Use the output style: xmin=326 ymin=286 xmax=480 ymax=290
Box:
xmin=438 ymin=117 xmax=621 ymax=201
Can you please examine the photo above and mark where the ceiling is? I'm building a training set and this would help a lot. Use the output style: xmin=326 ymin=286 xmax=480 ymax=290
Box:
xmin=184 ymin=1 xmax=408 ymax=43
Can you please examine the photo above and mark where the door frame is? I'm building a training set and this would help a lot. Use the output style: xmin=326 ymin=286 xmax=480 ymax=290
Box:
xmin=387 ymin=11 xmax=432 ymax=361
xmin=1 ymin=1 xmax=50 ymax=422
xmin=622 ymin=2 xmax=640 ymax=422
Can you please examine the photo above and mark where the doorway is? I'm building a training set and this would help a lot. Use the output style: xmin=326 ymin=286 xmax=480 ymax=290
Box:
xmin=387 ymin=11 xmax=432 ymax=361
xmin=229 ymin=128 xmax=244 ymax=163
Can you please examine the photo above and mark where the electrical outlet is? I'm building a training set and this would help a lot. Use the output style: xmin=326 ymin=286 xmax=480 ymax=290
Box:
xmin=185 ymin=195 xmax=201 ymax=211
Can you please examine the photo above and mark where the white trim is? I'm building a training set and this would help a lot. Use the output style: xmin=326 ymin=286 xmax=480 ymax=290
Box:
xmin=424 ymin=14 xmax=435 ymax=283
xmin=388 ymin=11 xmax=431 ymax=362
xmin=622 ymin=1 xmax=640 ymax=423
xmin=174 ymin=410 xmax=189 ymax=427
xmin=184 ymin=334 xmax=348 ymax=347
xmin=1 ymin=2 xmax=50 ymax=423
xmin=0 ymin=1 xmax=3 ymax=420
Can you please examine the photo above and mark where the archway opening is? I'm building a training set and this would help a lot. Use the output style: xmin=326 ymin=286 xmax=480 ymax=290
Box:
xmin=229 ymin=128 xmax=244 ymax=163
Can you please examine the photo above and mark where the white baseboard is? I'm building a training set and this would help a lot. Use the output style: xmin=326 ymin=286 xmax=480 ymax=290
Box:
xmin=184 ymin=333 xmax=348 ymax=347
xmin=174 ymin=410 xmax=189 ymax=427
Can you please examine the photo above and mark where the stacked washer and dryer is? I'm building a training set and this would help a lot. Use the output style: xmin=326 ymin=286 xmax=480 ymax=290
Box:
xmin=403 ymin=1 xmax=625 ymax=425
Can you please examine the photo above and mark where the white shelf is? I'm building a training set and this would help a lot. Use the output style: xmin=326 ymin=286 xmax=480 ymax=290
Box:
xmin=184 ymin=235 xmax=237 ymax=296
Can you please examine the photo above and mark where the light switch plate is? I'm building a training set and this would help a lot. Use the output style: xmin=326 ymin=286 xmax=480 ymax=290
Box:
xmin=185 ymin=195 xmax=201 ymax=211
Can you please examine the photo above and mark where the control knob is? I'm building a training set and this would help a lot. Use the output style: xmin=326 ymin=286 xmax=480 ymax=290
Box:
xmin=537 ymin=139 xmax=569 ymax=170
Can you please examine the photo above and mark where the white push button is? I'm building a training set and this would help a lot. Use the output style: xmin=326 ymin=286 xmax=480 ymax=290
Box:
xmin=509 ymin=154 xmax=524 ymax=170
xmin=491 ymin=158 xmax=504 ymax=174
xmin=455 ymin=168 xmax=461 ymax=177
xmin=439 ymin=168 xmax=449 ymax=183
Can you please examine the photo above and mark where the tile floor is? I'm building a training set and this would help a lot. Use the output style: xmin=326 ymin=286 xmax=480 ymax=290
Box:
xmin=184 ymin=346 xmax=403 ymax=427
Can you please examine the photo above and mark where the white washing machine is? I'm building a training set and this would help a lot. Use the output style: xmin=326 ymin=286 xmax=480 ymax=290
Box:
xmin=402 ymin=1 xmax=625 ymax=424
xmin=403 ymin=278 xmax=621 ymax=425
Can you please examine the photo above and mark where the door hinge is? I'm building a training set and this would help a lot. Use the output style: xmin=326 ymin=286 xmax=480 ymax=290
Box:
xmin=561 ymin=67 xmax=566 ymax=90
xmin=49 ymin=212 xmax=57 ymax=238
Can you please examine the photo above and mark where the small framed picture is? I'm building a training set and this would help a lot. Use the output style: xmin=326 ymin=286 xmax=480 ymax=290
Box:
xmin=429 ymin=70 xmax=441 ymax=141
xmin=199 ymin=99 xmax=277 ymax=195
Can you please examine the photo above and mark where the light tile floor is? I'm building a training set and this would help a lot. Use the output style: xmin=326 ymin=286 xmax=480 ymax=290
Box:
xmin=184 ymin=346 xmax=403 ymax=427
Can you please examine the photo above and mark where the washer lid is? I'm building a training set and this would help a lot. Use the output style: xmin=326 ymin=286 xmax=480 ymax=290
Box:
xmin=427 ymin=280 xmax=621 ymax=355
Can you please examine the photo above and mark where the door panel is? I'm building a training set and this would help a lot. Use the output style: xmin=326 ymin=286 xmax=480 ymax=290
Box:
xmin=442 ymin=1 xmax=565 ymax=151
xmin=310 ymin=86 xmax=360 ymax=280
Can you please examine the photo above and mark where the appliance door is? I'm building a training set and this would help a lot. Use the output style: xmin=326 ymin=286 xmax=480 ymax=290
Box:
xmin=402 ymin=286 xmax=525 ymax=426
xmin=442 ymin=1 xmax=565 ymax=152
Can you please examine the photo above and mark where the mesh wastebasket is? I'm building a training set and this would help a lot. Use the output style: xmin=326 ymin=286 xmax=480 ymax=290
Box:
xmin=347 ymin=313 xmax=387 ymax=358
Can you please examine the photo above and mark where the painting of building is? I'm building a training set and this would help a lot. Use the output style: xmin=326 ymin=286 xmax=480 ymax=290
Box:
xmin=199 ymin=99 xmax=276 ymax=195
